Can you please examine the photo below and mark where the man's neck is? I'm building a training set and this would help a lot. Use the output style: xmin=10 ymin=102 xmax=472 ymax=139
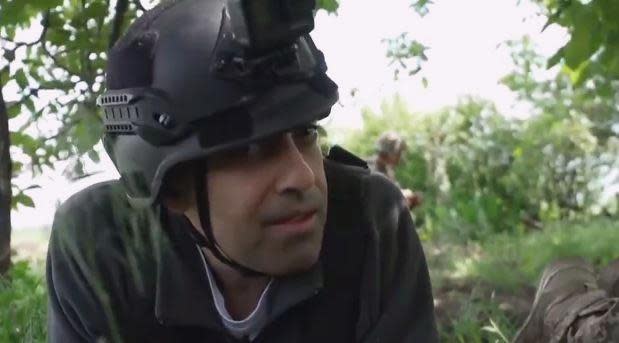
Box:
xmin=203 ymin=248 xmax=270 ymax=320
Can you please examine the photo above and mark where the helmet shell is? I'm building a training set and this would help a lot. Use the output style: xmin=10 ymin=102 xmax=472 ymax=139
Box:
xmin=101 ymin=0 xmax=338 ymax=205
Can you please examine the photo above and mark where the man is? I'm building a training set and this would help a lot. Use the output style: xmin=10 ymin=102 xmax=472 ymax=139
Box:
xmin=513 ymin=257 xmax=619 ymax=342
xmin=367 ymin=132 xmax=422 ymax=210
xmin=46 ymin=0 xmax=438 ymax=342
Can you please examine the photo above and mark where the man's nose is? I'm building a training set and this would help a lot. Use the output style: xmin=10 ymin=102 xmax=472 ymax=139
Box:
xmin=274 ymin=134 xmax=315 ymax=194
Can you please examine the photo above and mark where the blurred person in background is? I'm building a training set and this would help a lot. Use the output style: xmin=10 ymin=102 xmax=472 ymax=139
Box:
xmin=367 ymin=131 xmax=423 ymax=210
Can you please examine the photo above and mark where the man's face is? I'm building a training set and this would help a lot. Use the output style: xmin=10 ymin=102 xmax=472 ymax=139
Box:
xmin=191 ymin=125 xmax=328 ymax=276
xmin=384 ymin=149 xmax=403 ymax=166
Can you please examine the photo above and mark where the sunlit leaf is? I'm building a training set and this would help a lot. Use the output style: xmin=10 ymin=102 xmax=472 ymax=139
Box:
xmin=316 ymin=0 xmax=339 ymax=13
xmin=72 ymin=105 xmax=103 ymax=154
xmin=0 ymin=68 xmax=9 ymax=87
xmin=10 ymin=132 xmax=39 ymax=155
xmin=24 ymin=98 xmax=35 ymax=113
xmin=547 ymin=48 xmax=564 ymax=69
xmin=13 ymin=69 xmax=28 ymax=89
xmin=12 ymin=192 xmax=35 ymax=209
xmin=7 ymin=103 xmax=21 ymax=119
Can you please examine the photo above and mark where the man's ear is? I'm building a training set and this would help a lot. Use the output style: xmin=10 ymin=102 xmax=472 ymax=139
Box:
xmin=160 ymin=161 xmax=198 ymax=214
xmin=163 ymin=193 xmax=193 ymax=214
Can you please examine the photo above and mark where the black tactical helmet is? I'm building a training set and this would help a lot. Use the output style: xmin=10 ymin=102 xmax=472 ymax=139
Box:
xmin=99 ymin=0 xmax=338 ymax=206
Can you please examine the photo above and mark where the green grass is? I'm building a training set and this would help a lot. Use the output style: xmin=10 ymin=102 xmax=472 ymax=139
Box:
xmin=438 ymin=288 xmax=516 ymax=343
xmin=469 ymin=217 xmax=619 ymax=291
xmin=425 ymin=216 xmax=619 ymax=342
xmin=0 ymin=261 xmax=47 ymax=343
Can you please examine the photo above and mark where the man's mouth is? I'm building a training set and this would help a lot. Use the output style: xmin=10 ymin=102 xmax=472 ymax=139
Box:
xmin=266 ymin=210 xmax=318 ymax=235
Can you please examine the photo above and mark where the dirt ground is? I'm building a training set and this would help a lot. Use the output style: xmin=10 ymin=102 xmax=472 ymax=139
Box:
xmin=424 ymin=239 xmax=537 ymax=334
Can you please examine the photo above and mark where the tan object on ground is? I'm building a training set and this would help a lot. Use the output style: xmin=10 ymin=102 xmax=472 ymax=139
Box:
xmin=513 ymin=257 xmax=619 ymax=343
xmin=598 ymin=258 xmax=619 ymax=298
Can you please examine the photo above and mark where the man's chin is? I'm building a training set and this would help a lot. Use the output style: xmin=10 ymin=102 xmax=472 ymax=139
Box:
xmin=265 ymin=246 xmax=322 ymax=276
xmin=252 ymin=224 xmax=324 ymax=275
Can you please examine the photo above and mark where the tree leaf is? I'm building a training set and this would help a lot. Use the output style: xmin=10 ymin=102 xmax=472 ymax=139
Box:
xmin=411 ymin=0 xmax=431 ymax=17
xmin=316 ymin=0 xmax=339 ymax=13
xmin=547 ymin=48 xmax=564 ymax=69
xmin=7 ymin=103 xmax=22 ymax=119
xmin=0 ymin=68 xmax=9 ymax=87
xmin=13 ymin=69 xmax=28 ymax=89
xmin=10 ymin=132 xmax=40 ymax=155
xmin=72 ymin=105 xmax=103 ymax=154
xmin=11 ymin=161 xmax=24 ymax=177
xmin=24 ymin=98 xmax=35 ymax=113
xmin=12 ymin=192 xmax=35 ymax=209
xmin=562 ymin=3 xmax=602 ymax=69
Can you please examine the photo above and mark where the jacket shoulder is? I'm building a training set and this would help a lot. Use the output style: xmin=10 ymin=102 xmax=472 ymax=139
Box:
xmin=56 ymin=180 xmax=128 ymax=217
xmin=325 ymin=146 xmax=404 ymax=209
xmin=326 ymin=145 xmax=368 ymax=169
xmin=50 ymin=179 xmax=140 ymax=267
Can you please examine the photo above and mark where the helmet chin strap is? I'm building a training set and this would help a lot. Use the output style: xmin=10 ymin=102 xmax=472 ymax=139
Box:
xmin=191 ymin=163 xmax=267 ymax=278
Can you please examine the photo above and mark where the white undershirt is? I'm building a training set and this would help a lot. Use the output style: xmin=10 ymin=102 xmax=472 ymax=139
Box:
xmin=196 ymin=246 xmax=273 ymax=341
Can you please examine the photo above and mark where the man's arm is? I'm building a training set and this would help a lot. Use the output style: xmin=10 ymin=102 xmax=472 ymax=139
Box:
xmin=46 ymin=188 xmax=127 ymax=343
xmin=358 ymin=175 xmax=438 ymax=342
xmin=47 ymin=247 xmax=96 ymax=342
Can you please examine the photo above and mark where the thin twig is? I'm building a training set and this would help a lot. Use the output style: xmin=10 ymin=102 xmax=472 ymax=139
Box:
xmin=2 ymin=12 xmax=50 ymax=49
xmin=109 ymin=0 xmax=129 ymax=49
xmin=41 ymin=43 xmax=84 ymax=80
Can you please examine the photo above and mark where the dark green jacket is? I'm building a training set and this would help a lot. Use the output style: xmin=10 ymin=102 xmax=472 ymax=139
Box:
xmin=46 ymin=150 xmax=438 ymax=342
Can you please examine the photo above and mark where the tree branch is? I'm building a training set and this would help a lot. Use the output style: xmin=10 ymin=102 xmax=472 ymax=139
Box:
xmin=109 ymin=0 xmax=129 ymax=49
xmin=0 ymin=81 xmax=12 ymax=274
xmin=1 ymin=12 xmax=50 ymax=49
xmin=41 ymin=43 xmax=84 ymax=80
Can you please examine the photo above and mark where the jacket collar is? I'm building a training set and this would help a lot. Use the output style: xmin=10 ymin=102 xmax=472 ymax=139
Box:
xmin=153 ymin=211 xmax=223 ymax=329
xmin=153 ymin=209 xmax=324 ymax=330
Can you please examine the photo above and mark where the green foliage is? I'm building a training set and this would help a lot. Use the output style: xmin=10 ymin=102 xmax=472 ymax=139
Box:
xmin=469 ymin=217 xmax=619 ymax=291
xmin=535 ymin=0 xmax=619 ymax=84
xmin=503 ymin=36 xmax=619 ymax=145
xmin=11 ymin=192 xmax=34 ymax=209
xmin=384 ymin=33 xmax=428 ymax=79
xmin=340 ymin=91 xmax=616 ymax=239
xmin=382 ymin=0 xmax=432 ymax=81
xmin=344 ymin=33 xmax=619 ymax=240
xmin=427 ymin=217 xmax=617 ymax=342
xmin=411 ymin=0 xmax=432 ymax=17
xmin=0 ymin=0 xmax=143 ymax=208
xmin=0 ymin=261 xmax=47 ymax=342
xmin=316 ymin=0 xmax=339 ymax=13
xmin=0 ymin=0 xmax=62 ymax=27
xmin=440 ymin=295 xmax=516 ymax=343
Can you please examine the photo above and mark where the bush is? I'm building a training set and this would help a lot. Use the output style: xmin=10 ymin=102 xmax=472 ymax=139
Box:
xmin=0 ymin=261 xmax=47 ymax=342
xmin=336 ymin=94 xmax=616 ymax=241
